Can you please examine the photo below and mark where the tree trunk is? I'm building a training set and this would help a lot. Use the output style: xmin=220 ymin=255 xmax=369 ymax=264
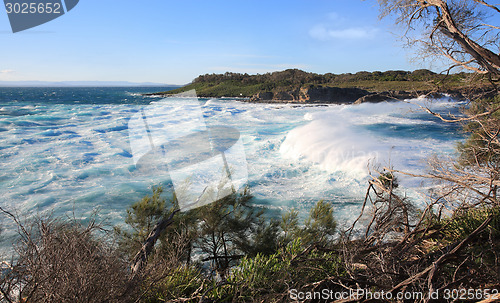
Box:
xmin=426 ymin=0 xmax=500 ymax=75
xmin=130 ymin=209 xmax=179 ymax=277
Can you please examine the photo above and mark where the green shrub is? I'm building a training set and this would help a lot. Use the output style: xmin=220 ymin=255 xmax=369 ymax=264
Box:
xmin=142 ymin=265 xmax=204 ymax=303
xmin=441 ymin=207 xmax=500 ymax=242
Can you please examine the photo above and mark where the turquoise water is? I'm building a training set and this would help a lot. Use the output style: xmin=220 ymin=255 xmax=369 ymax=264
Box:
xmin=0 ymin=87 xmax=465 ymax=229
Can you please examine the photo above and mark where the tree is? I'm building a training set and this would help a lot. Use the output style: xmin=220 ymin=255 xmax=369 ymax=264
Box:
xmin=117 ymin=187 xmax=281 ymax=279
xmin=115 ymin=187 xmax=170 ymax=257
xmin=114 ymin=187 xmax=195 ymax=275
xmin=378 ymin=0 xmax=500 ymax=79
xmin=279 ymin=208 xmax=300 ymax=246
xmin=277 ymin=201 xmax=337 ymax=248
xmin=194 ymin=190 xmax=279 ymax=278
xmin=302 ymin=200 xmax=337 ymax=245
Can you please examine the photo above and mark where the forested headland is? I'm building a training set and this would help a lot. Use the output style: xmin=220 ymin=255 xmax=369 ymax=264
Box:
xmin=147 ymin=68 xmax=493 ymax=103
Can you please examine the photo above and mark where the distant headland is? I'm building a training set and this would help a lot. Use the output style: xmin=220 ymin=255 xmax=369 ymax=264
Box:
xmin=145 ymin=69 xmax=493 ymax=103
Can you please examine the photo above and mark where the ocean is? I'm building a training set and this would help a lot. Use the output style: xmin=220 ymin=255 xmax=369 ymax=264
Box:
xmin=0 ymin=87 xmax=465 ymax=231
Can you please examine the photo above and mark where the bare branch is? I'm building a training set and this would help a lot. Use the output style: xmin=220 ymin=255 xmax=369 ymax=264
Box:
xmin=472 ymin=0 xmax=500 ymax=13
xmin=401 ymin=99 xmax=500 ymax=123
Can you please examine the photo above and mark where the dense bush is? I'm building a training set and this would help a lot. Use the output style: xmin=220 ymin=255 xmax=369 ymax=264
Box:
xmin=161 ymin=68 xmax=473 ymax=98
xmin=0 ymin=212 xmax=137 ymax=303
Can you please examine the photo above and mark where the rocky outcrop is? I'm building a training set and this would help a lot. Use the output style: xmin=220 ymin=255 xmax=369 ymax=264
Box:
xmin=273 ymin=91 xmax=296 ymax=101
xmin=298 ymin=86 xmax=369 ymax=103
xmin=249 ymin=86 xmax=495 ymax=104
xmin=354 ymin=91 xmax=418 ymax=104
xmin=353 ymin=89 xmax=497 ymax=104
xmin=354 ymin=93 xmax=393 ymax=104
xmin=254 ymin=91 xmax=274 ymax=101
xmin=250 ymin=91 xmax=296 ymax=102
xmin=250 ymin=86 xmax=370 ymax=103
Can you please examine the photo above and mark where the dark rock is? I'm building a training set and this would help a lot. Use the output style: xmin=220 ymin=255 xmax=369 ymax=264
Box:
xmin=354 ymin=93 xmax=393 ymax=104
xmin=273 ymin=91 xmax=295 ymax=101
xmin=354 ymin=90 xmax=419 ymax=104
xmin=249 ymin=86 xmax=369 ymax=103
xmin=298 ymin=85 xmax=369 ymax=103
xmin=250 ymin=91 xmax=274 ymax=101
xmin=248 ymin=86 xmax=496 ymax=104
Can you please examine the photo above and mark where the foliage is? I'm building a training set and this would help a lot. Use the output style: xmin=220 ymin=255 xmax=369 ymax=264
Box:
xmin=141 ymin=265 xmax=204 ymax=303
xmin=112 ymin=189 xmax=341 ymax=302
xmin=115 ymin=186 xmax=169 ymax=257
xmin=277 ymin=201 xmax=337 ymax=248
xmin=279 ymin=208 xmax=300 ymax=246
xmin=116 ymin=187 xmax=283 ymax=279
xmin=155 ymin=68 xmax=478 ymax=98
xmin=205 ymin=238 xmax=345 ymax=302
xmin=458 ymin=94 xmax=500 ymax=166
xmin=302 ymin=200 xmax=337 ymax=245
xmin=439 ymin=206 xmax=500 ymax=242
xmin=192 ymin=190 xmax=274 ymax=277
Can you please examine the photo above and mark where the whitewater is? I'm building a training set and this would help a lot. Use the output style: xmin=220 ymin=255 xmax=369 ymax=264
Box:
xmin=0 ymin=87 xmax=464 ymax=228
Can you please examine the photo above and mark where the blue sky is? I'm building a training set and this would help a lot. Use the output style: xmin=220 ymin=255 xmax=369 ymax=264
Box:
xmin=0 ymin=0 xmax=436 ymax=84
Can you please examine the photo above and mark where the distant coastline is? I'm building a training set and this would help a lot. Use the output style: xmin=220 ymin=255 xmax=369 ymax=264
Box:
xmin=0 ymin=81 xmax=182 ymax=88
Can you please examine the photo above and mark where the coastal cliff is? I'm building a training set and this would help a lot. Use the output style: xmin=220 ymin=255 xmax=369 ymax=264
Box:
xmin=249 ymin=86 xmax=369 ymax=103
xmin=247 ymin=88 xmax=484 ymax=104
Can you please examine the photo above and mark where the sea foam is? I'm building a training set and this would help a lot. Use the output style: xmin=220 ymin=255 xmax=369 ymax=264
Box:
xmin=0 ymin=92 xmax=464 ymax=228
xmin=280 ymin=99 xmax=463 ymax=183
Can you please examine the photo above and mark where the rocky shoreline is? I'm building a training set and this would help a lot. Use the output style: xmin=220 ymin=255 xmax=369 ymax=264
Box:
xmin=146 ymin=85 xmax=495 ymax=104
xmin=246 ymin=86 xmax=485 ymax=104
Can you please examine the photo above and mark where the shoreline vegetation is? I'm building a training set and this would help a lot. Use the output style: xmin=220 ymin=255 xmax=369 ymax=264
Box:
xmin=145 ymin=69 xmax=496 ymax=104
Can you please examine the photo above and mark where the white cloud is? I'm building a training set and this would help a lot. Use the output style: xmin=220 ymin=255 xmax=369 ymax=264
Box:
xmin=309 ymin=25 xmax=379 ymax=41
xmin=0 ymin=69 xmax=14 ymax=74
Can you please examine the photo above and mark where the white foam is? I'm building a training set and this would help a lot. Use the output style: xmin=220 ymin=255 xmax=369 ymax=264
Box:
xmin=0 ymin=97 xmax=464 ymax=228
xmin=280 ymin=118 xmax=378 ymax=179
xmin=280 ymin=98 xmax=462 ymax=180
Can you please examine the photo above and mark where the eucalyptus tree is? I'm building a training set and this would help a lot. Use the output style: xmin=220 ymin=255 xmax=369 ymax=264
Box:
xmin=378 ymin=0 xmax=500 ymax=78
